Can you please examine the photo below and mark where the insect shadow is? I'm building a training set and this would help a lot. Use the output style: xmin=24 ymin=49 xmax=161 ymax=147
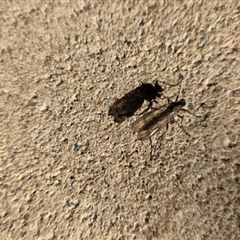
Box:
xmin=108 ymin=75 xmax=183 ymax=123
xmin=132 ymin=79 xmax=200 ymax=160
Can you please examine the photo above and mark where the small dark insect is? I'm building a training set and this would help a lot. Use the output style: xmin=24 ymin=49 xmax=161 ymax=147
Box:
xmin=108 ymin=76 xmax=182 ymax=123
xmin=132 ymin=85 xmax=200 ymax=159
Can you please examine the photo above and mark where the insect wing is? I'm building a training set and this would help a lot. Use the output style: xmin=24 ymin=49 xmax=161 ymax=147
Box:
xmin=132 ymin=104 xmax=171 ymax=140
xmin=136 ymin=114 xmax=172 ymax=140
xmin=133 ymin=99 xmax=187 ymax=140
xmin=132 ymin=104 xmax=167 ymax=133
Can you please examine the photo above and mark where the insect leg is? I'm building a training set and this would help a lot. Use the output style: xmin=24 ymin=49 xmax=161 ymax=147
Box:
xmin=180 ymin=108 xmax=201 ymax=118
xmin=149 ymin=137 xmax=153 ymax=160
xmin=139 ymin=101 xmax=153 ymax=115
xmin=160 ymin=94 xmax=172 ymax=103
xmin=139 ymin=101 xmax=160 ymax=116
xmin=152 ymin=123 xmax=169 ymax=159
xmin=176 ymin=114 xmax=191 ymax=136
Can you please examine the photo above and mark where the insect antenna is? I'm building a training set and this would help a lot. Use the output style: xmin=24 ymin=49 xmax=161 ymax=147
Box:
xmin=156 ymin=73 xmax=184 ymax=87
xmin=160 ymin=74 xmax=184 ymax=101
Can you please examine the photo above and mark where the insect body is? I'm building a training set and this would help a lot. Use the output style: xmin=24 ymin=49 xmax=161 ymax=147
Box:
xmin=132 ymin=98 xmax=188 ymax=140
xmin=132 ymin=96 xmax=199 ymax=159
xmin=108 ymin=81 xmax=163 ymax=123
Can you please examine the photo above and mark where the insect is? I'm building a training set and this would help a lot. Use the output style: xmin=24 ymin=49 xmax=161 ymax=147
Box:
xmin=132 ymin=84 xmax=200 ymax=159
xmin=108 ymin=76 xmax=182 ymax=123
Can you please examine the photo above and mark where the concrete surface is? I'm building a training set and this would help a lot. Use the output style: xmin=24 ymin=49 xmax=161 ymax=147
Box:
xmin=0 ymin=0 xmax=239 ymax=239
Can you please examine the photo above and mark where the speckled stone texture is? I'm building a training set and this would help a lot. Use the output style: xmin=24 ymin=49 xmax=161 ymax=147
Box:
xmin=0 ymin=1 xmax=239 ymax=239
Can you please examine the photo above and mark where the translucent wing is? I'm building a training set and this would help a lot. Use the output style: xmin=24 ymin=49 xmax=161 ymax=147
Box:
xmin=132 ymin=104 xmax=167 ymax=133
xmin=136 ymin=114 xmax=172 ymax=140
xmin=132 ymin=104 xmax=173 ymax=140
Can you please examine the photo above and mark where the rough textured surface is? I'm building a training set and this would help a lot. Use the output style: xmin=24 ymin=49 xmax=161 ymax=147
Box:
xmin=0 ymin=0 xmax=240 ymax=239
